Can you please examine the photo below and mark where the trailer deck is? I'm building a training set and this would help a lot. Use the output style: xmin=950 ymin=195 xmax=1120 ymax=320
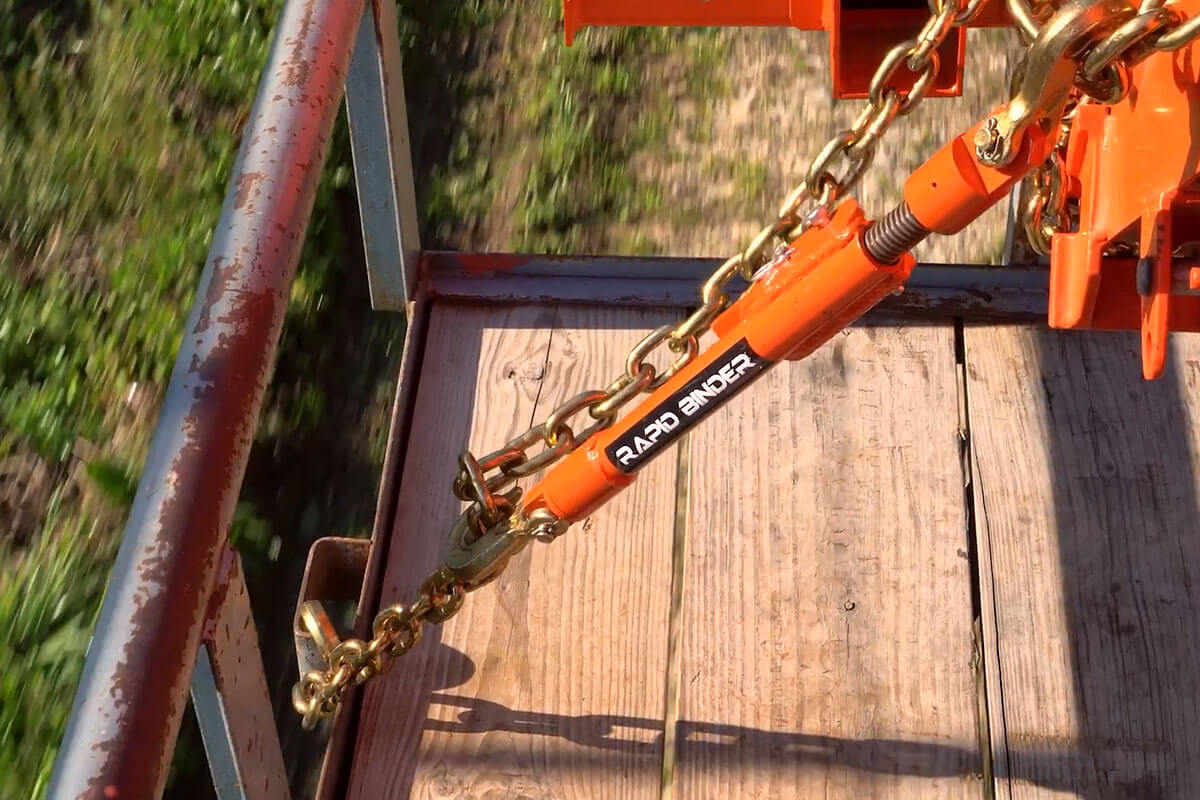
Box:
xmin=49 ymin=3 xmax=1200 ymax=797
xmin=339 ymin=291 xmax=1200 ymax=799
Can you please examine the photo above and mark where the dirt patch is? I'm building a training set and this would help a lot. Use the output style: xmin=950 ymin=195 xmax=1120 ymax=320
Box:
xmin=627 ymin=27 xmax=1022 ymax=262
xmin=0 ymin=434 xmax=131 ymax=558
xmin=0 ymin=452 xmax=59 ymax=552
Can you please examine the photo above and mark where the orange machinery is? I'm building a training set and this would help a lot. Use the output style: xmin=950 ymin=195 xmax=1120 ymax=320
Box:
xmin=293 ymin=0 xmax=1200 ymax=724
xmin=560 ymin=0 xmax=1200 ymax=380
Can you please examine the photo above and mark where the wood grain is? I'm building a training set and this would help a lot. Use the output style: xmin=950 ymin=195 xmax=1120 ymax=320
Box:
xmin=675 ymin=325 xmax=982 ymax=798
xmin=966 ymin=327 xmax=1200 ymax=799
xmin=347 ymin=303 xmax=680 ymax=800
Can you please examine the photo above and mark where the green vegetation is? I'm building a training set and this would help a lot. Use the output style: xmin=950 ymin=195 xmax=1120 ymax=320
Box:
xmin=1 ymin=1 xmax=283 ymax=462
xmin=0 ymin=1 xmax=698 ymax=796
xmin=0 ymin=1 xmax=298 ymax=794
xmin=508 ymin=11 xmax=666 ymax=253
xmin=412 ymin=2 xmax=723 ymax=256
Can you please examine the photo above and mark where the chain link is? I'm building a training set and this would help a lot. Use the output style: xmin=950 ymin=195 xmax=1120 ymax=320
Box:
xmin=1008 ymin=0 xmax=1057 ymax=40
xmin=1082 ymin=1 xmax=1175 ymax=85
xmin=1023 ymin=101 xmax=1077 ymax=254
xmin=803 ymin=0 xmax=966 ymax=222
xmin=930 ymin=0 xmax=989 ymax=24
xmin=1074 ymin=0 xmax=1200 ymax=96
xmin=291 ymin=0 xmax=1025 ymax=726
xmin=291 ymin=568 xmax=465 ymax=729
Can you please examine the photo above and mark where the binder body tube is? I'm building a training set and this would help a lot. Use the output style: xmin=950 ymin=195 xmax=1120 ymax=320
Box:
xmin=521 ymin=199 xmax=914 ymax=522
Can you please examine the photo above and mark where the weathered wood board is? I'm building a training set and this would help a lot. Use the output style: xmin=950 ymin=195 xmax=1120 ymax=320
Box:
xmin=675 ymin=325 xmax=984 ymax=798
xmin=349 ymin=308 xmax=995 ymax=798
xmin=348 ymin=303 xmax=681 ymax=799
xmin=966 ymin=327 xmax=1200 ymax=799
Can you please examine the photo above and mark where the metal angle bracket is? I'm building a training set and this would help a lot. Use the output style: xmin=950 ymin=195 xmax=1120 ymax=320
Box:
xmin=293 ymin=537 xmax=373 ymax=681
xmin=346 ymin=0 xmax=421 ymax=313
xmin=193 ymin=549 xmax=291 ymax=800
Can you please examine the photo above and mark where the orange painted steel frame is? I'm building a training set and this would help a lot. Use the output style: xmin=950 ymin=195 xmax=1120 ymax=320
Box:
xmin=1048 ymin=0 xmax=1200 ymax=377
xmin=522 ymin=119 xmax=1048 ymax=524
xmin=562 ymin=0 xmax=1010 ymax=98
xmin=906 ymin=112 xmax=1051 ymax=233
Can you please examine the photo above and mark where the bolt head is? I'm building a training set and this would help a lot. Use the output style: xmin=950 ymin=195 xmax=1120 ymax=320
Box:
xmin=973 ymin=115 xmax=1016 ymax=167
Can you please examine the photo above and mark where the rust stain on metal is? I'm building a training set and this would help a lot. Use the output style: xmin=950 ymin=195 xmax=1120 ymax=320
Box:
xmin=193 ymin=257 xmax=241 ymax=335
xmin=282 ymin=0 xmax=319 ymax=88
xmin=202 ymin=546 xmax=239 ymax=642
xmin=447 ymin=252 xmax=532 ymax=276
xmin=55 ymin=0 xmax=365 ymax=795
xmin=234 ymin=171 xmax=268 ymax=211
xmin=202 ymin=554 xmax=292 ymax=800
xmin=80 ymin=263 xmax=285 ymax=798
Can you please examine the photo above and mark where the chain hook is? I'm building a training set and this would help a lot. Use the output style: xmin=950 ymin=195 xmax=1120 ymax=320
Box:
xmin=443 ymin=492 xmax=529 ymax=590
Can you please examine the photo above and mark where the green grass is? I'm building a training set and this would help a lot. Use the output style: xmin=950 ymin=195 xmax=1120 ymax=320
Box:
xmin=510 ymin=12 xmax=667 ymax=252
xmin=416 ymin=1 xmax=726 ymax=256
xmin=0 ymin=0 xmax=318 ymax=794
xmin=0 ymin=494 xmax=110 ymax=799
xmin=0 ymin=0 xmax=281 ymax=463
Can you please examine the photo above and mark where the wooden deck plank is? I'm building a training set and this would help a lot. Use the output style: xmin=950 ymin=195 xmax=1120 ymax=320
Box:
xmin=675 ymin=325 xmax=983 ymax=798
xmin=347 ymin=303 xmax=680 ymax=800
xmin=966 ymin=327 xmax=1200 ymax=799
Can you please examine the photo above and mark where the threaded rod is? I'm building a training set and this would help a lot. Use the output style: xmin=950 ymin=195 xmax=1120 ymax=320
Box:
xmin=864 ymin=202 xmax=930 ymax=264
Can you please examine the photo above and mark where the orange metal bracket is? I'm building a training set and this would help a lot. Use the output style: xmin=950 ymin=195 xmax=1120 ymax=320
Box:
xmin=906 ymin=109 xmax=1052 ymax=233
xmin=1048 ymin=9 xmax=1200 ymax=378
xmin=562 ymin=0 xmax=1009 ymax=98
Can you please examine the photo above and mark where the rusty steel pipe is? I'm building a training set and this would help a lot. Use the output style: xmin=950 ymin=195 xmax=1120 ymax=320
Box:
xmin=47 ymin=0 xmax=365 ymax=797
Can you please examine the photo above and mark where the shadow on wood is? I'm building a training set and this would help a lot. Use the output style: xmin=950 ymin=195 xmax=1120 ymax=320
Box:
xmin=419 ymin=678 xmax=1100 ymax=790
xmin=1034 ymin=330 xmax=1200 ymax=799
xmin=970 ymin=327 xmax=1200 ymax=799
xmin=348 ymin=304 xmax=682 ymax=800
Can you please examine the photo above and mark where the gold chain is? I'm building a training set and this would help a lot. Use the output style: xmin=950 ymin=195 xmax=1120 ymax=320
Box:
xmin=1020 ymin=0 xmax=1200 ymax=254
xmin=291 ymin=567 xmax=465 ymax=729
xmin=1023 ymin=97 xmax=1078 ymax=253
xmin=291 ymin=0 xmax=995 ymax=726
xmin=1084 ymin=0 xmax=1200 ymax=82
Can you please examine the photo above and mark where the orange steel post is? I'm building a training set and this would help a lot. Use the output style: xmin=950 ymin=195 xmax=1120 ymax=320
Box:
xmin=520 ymin=119 xmax=1048 ymax=524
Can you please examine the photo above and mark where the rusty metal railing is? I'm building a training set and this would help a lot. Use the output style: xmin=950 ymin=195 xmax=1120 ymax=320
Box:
xmin=47 ymin=1 xmax=369 ymax=797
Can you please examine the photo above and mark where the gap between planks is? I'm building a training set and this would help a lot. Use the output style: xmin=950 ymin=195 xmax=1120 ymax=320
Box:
xmin=660 ymin=434 xmax=691 ymax=800
xmin=963 ymin=327 xmax=1200 ymax=798
xmin=954 ymin=319 xmax=998 ymax=800
xmin=674 ymin=324 xmax=981 ymax=798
